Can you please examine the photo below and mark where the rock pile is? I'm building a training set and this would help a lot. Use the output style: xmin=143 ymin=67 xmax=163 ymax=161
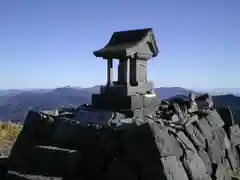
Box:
xmin=1 ymin=93 xmax=240 ymax=180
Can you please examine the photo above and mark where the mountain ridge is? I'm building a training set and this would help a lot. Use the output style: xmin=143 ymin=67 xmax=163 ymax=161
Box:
xmin=0 ymin=86 xmax=239 ymax=124
xmin=1 ymin=86 xmax=239 ymax=96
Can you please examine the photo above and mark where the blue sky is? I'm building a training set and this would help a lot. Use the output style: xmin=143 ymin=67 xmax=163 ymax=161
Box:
xmin=0 ymin=0 xmax=239 ymax=89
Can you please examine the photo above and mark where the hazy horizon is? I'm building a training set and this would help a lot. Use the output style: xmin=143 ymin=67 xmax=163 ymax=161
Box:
xmin=0 ymin=86 xmax=239 ymax=94
xmin=1 ymin=0 xmax=239 ymax=89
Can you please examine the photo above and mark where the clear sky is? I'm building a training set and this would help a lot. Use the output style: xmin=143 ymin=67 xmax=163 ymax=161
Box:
xmin=0 ymin=0 xmax=239 ymax=89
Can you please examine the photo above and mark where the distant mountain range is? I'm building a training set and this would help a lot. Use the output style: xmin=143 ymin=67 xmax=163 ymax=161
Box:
xmin=0 ymin=86 xmax=239 ymax=124
xmin=193 ymin=88 xmax=240 ymax=96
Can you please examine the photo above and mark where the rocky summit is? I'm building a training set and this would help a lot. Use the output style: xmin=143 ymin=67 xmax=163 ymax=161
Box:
xmin=1 ymin=92 xmax=240 ymax=180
